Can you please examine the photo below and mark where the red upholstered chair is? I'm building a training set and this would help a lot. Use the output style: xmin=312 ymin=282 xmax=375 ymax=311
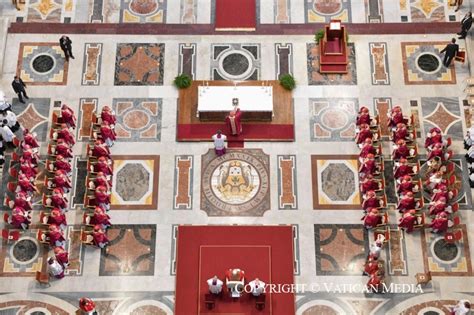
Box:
xmin=1 ymin=229 xmax=9 ymax=239
xmin=450 ymin=188 xmax=458 ymax=200
xmin=445 ymin=137 xmax=452 ymax=148
xmin=3 ymin=213 xmax=10 ymax=224
xmin=9 ymin=230 xmax=20 ymax=241
xmin=4 ymin=196 xmax=13 ymax=209
xmin=452 ymin=216 xmax=461 ymax=227
xmin=204 ymin=293 xmax=215 ymax=310
xmin=450 ymin=203 xmax=459 ymax=213
xmin=7 ymin=182 xmax=17 ymax=193
xmin=12 ymin=151 xmax=20 ymax=162
xmin=323 ymin=20 xmax=344 ymax=55
xmin=255 ymin=294 xmax=266 ymax=310
xmin=8 ymin=167 xmax=18 ymax=178
xmin=453 ymin=229 xmax=463 ymax=241
xmin=12 ymin=137 xmax=20 ymax=148
xmin=455 ymin=50 xmax=466 ymax=63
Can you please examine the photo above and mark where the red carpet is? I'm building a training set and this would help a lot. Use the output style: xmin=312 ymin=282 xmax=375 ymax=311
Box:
xmin=175 ymin=226 xmax=295 ymax=315
xmin=228 ymin=140 xmax=244 ymax=148
xmin=177 ymin=123 xmax=294 ymax=142
xmin=215 ymin=0 xmax=256 ymax=31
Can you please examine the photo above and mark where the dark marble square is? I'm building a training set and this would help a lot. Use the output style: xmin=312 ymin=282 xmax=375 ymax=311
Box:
xmin=401 ymin=16 xmax=408 ymax=22
xmin=410 ymin=100 xmax=418 ymax=107
xmin=99 ymin=225 xmax=156 ymax=276
xmin=72 ymin=158 xmax=87 ymax=208
xmin=63 ymin=17 xmax=71 ymax=23
xmin=16 ymin=17 xmax=24 ymax=23
xmin=449 ymin=15 xmax=456 ymax=21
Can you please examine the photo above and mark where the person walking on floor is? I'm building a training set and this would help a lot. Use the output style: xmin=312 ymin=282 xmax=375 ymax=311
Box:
xmin=440 ymin=38 xmax=459 ymax=67
xmin=59 ymin=35 xmax=74 ymax=61
xmin=452 ymin=0 xmax=463 ymax=12
xmin=458 ymin=11 xmax=472 ymax=39
xmin=11 ymin=76 xmax=28 ymax=104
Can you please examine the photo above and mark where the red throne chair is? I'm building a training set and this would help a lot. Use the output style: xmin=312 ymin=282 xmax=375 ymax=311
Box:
xmin=319 ymin=20 xmax=349 ymax=74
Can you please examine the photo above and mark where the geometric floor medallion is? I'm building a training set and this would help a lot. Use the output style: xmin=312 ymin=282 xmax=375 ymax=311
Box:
xmin=201 ymin=149 xmax=270 ymax=216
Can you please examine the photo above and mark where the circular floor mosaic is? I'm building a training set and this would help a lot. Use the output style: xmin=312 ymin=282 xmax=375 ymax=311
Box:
xmin=32 ymin=54 xmax=55 ymax=73
xmin=433 ymin=238 xmax=458 ymax=262
xmin=11 ymin=238 xmax=39 ymax=264
xmin=417 ymin=53 xmax=440 ymax=73
xmin=201 ymin=150 xmax=270 ymax=216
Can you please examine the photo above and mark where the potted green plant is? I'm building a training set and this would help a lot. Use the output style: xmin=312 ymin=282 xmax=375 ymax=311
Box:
xmin=173 ymin=74 xmax=192 ymax=89
xmin=279 ymin=74 xmax=296 ymax=91
xmin=315 ymin=29 xmax=325 ymax=44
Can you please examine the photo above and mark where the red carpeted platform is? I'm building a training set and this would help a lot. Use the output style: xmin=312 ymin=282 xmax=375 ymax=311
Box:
xmin=215 ymin=0 xmax=256 ymax=31
xmin=175 ymin=226 xmax=295 ymax=315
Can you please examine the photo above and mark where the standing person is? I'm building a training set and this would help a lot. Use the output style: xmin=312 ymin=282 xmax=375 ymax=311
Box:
xmin=450 ymin=300 xmax=471 ymax=315
xmin=11 ymin=76 xmax=28 ymax=104
xmin=212 ymin=130 xmax=227 ymax=156
xmin=47 ymin=257 xmax=65 ymax=279
xmin=248 ymin=278 xmax=266 ymax=297
xmin=225 ymin=107 xmax=242 ymax=136
xmin=440 ymin=38 xmax=459 ymax=67
xmin=59 ymin=35 xmax=74 ymax=61
xmin=453 ymin=0 xmax=463 ymax=12
xmin=458 ymin=11 xmax=472 ymax=39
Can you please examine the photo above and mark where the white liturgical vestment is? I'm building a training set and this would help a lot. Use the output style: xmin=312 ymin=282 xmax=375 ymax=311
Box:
xmin=248 ymin=280 xmax=266 ymax=296
xmin=207 ymin=278 xmax=223 ymax=294
xmin=212 ymin=134 xmax=227 ymax=150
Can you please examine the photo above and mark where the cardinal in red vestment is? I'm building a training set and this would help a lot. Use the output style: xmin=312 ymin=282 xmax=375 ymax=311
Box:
xmin=47 ymin=208 xmax=68 ymax=229
xmin=94 ymin=185 xmax=110 ymax=211
xmin=90 ymin=206 xmax=111 ymax=229
xmin=363 ymin=258 xmax=379 ymax=276
xmin=18 ymin=174 xmax=38 ymax=195
xmin=225 ymin=108 xmax=243 ymax=136
xmin=19 ymin=160 xmax=38 ymax=180
xmin=91 ymin=139 xmax=110 ymax=158
xmin=54 ymin=155 xmax=72 ymax=174
xmin=10 ymin=206 xmax=30 ymax=230
xmin=362 ymin=191 xmax=381 ymax=210
xmin=366 ymin=272 xmax=384 ymax=293
xmin=13 ymin=191 xmax=32 ymax=211
xmin=424 ymin=127 xmax=442 ymax=149
xmin=397 ymin=191 xmax=416 ymax=213
xmin=92 ymin=225 xmax=109 ymax=248
xmin=424 ymin=171 xmax=445 ymax=191
xmin=356 ymin=124 xmax=373 ymax=145
xmin=90 ymin=172 xmax=111 ymax=190
xmin=101 ymin=106 xmax=116 ymax=126
xmin=99 ymin=121 xmax=116 ymax=147
xmin=362 ymin=208 xmax=382 ymax=229
xmin=359 ymin=154 xmax=379 ymax=178
xmin=397 ymin=175 xmax=415 ymax=195
xmin=22 ymin=129 xmax=39 ymax=148
xmin=387 ymin=106 xmax=407 ymax=129
xmin=392 ymin=139 xmax=410 ymax=160
xmin=431 ymin=184 xmax=449 ymax=202
xmin=429 ymin=197 xmax=447 ymax=216
xmin=61 ymin=104 xmax=76 ymax=129
xmin=51 ymin=188 xmax=68 ymax=211
xmin=392 ymin=123 xmax=409 ymax=143
xmin=394 ymin=158 xmax=413 ymax=179
xmin=356 ymin=107 xmax=371 ymax=126
xmin=359 ymin=138 xmax=377 ymax=161
xmin=55 ymin=138 xmax=73 ymax=158
xmin=57 ymin=124 xmax=75 ymax=146
xmin=20 ymin=145 xmax=39 ymax=165
xmin=48 ymin=224 xmax=66 ymax=247
xmin=430 ymin=211 xmax=449 ymax=233
xmin=93 ymin=157 xmax=113 ymax=176
xmin=53 ymin=170 xmax=72 ymax=193
xmin=54 ymin=246 xmax=69 ymax=268
xmin=398 ymin=209 xmax=417 ymax=233
xmin=427 ymin=143 xmax=445 ymax=161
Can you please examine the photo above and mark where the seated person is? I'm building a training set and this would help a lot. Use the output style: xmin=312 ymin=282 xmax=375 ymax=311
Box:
xmin=54 ymin=155 xmax=72 ymax=174
xmin=22 ymin=129 xmax=39 ymax=148
xmin=9 ymin=206 xmax=31 ymax=230
xmin=99 ymin=121 xmax=116 ymax=147
xmin=101 ymin=106 xmax=116 ymax=127
xmin=18 ymin=173 xmax=39 ymax=196
xmin=47 ymin=208 xmax=67 ymax=229
xmin=93 ymin=156 xmax=113 ymax=176
xmin=424 ymin=171 xmax=445 ymax=191
xmin=392 ymin=139 xmax=410 ymax=160
xmin=53 ymin=170 xmax=72 ymax=193
xmin=355 ymin=124 xmax=373 ymax=145
xmin=54 ymin=246 xmax=69 ymax=268
xmin=360 ymin=175 xmax=381 ymax=194
xmin=54 ymin=138 xmax=73 ymax=158
xmin=362 ymin=190 xmax=381 ymax=210
xmin=20 ymin=159 xmax=38 ymax=180
xmin=48 ymin=224 xmax=66 ymax=247
xmin=60 ymin=104 xmax=76 ymax=129
xmin=359 ymin=154 xmax=379 ymax=178
xmin=79 ymin=297 xmax=98 ymax=315
xmin=362 ymin=208 xmax=382 ymax=229
xmin=356 ymin=107 xmax=371 ymax=126
xmin=207 ymin=275 xmax=224 ymax=295
xmin=13 ymin=191 xmax=32 ymax=211
xmin=91 ymin=225 xmax=109 ymax=248
xmin=397 ymin=191 xmax=416 ymax=213
xmin=428 ymin=197 xmax=447 ymax=216
xmin=398 ymin=209 xmax=417 ymax=233
xmin=56 ymin=124 xmax=75 ymax=146
xmin=50 ymin=188 xmax=69 ymax=211
xmin=248 ymin=278 xmax=266 ymax=297
xmin=89 ymin=172 xmax=111 ymax=190
xmin=359 ymin=138 xmax=377 ymax=161
xmin=94 ymin=185 xmax=110 ymax=211
xmin=430 ymin=211 xmax=449 ymax=234
xmin=431 ymin=184 xmax=450 ymax=202
xmin=89 ymin=206 xmax=111 ymax=229
xmin=392 ymin=123 xmax=410 ymax=143
xmin=397 ymin=175 xmax=416 ymax=195
xmin=91 ymin=139 xmax=110 ymax=158
xmin=20 ymin=145 xmax=39 ymax=165
xmin=424 ymin=127 xmax=442 ymax=149
xmin=387 ymin=106 xmax=407 ymax=129
xmin=427 ymin=143 xmax=445 ymax=161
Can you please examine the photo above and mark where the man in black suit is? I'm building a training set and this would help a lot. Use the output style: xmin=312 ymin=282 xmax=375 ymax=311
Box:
xmin=458 ymin=11 xmax=472 ymax=39
xmin=440 ymin=38 xmax=459 ymax=67
xmin=59 ymin=35 xmax=74 ymax=61
xmin=11 ymin=76 xmax=28 ymax=104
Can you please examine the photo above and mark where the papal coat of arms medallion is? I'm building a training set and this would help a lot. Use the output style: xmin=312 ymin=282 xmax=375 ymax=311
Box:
xmin=201 ymin=149 xmax=270 ymax=216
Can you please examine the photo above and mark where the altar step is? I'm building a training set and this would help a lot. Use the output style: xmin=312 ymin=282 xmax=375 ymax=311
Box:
xmin=228 ymin=140 xmax=245 ymax=148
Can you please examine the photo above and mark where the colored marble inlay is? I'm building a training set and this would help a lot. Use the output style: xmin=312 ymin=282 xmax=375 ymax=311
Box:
xmin=89 ymin=0 xmax=105 ymax=22
xmin=309 ymin=98 xmax=358 ymax=141
xmin=421 ymin=97 xmax=462 ymax=140
xmin=306 ymin=0 xmax=352 ymax=22
xmin=65 ymin=226 xmax=86 ymax=276
xmin=402 ymin=42 xmax=456 ymax=85
xmin=173 ymin=155 xmax=193 ymax=210
xmin=82 ymin=43 xmax=102 ymax=85
xmin=27 ymin=0 xmax=63 ymax=22
xmin=314 ymin=224 xmax=368 ymax=275
xmin=201 ymin=149 xmax=270 ymax=216
xmin=366 ymin=0 xmax=383 ymax=22
xmin=307 ymin=43 xmax=357 ymax=85
xmin=0 ymin=301 xmax=69 ymax=314
xmin=99 ymin=224 xmax=156 ymax=276
xmin=111 ymin=155 xmax=160 ymax=210
xmin=178 ymin=43 xmax=196 ymax=79
xmin=17 ymin=43 xmax=68 ymax=85
xmin=115 ymin=43 xmax=165 ymax=86
xmin=112 ymin=98 xmax=162 ymax=141
xmin=211 ymin=44 xmax=261 ymax=81
xmin=277 ymin=155 xmax=298 ymax=210
xmin=275 ymin=0 xmax=290 ymax=23
xmin=180 ymin=0 xmax=197 ymax=23
xmin=410 ymin=0 xmax=445 ymax=22
xmin=373 ymin=97 xmax=392 ymax=137
xmin=311 ymin=155 xmax=360 ymax=210
xmin=77 ymin=98 xmax=98 ymax=140
xmin=12 ymin=98 xmax=51 ymax=142
xmin=400 ymin=300 xmax=461 ymax=315
xmin=421 ymin=225 xmax=472 ymax=276
xmin=387 ymin=228 xmax=408 ymax=275
xmin=275 ymin=43 xmax=293 ymax=80
xmin=369 ymin=42 xmax=390 ymax=85
xmin=120 ymin=0 xmax=166 ymax=23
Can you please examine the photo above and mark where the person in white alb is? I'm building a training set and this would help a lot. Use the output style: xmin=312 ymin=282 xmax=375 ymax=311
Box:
xmin=450 ymin=300 xmax=471 ymax=315
xmin=207 ymin=275 xmax=223 ymax=295
xmin=212 ymin=130 xmax=227 ymax=156
xmin=248 ymin=278 xmax=265 ymax=297
xmin=47 ymin=257 xmax=65 ymax=279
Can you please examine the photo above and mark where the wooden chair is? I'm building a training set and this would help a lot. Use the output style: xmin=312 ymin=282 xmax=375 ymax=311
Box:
xmin=47 ymin=143 xmax=56 ymax=156
xmin=80 ymin=230 xmax=95 ymax=245
xmin=414 ymin=213 xmax=425 ymax=229
xmin=450 ymin=203 xmax=459 ymax=214
xmin=8 ymin=167 xmax=18 ymax=178
xmin=255 ymin=294 xmax=266 ymax=310
xmin=374 ymin=226 xmax=390 ymax=243
xmin=444 ymin=150 xmax=453 ymax=161
xmin=376 ymin=212 xmax=389 ymax=227
xmin=4 ymin=196 xmax=14 ymax=209
xmin=204 ymin=293 xmax=215 ymax=310
xmin=35 ymin=271 xmax=51 ymax=287
xmin=3 ymin=213 xmax=9 ymax=224
xmin=12 ymin=151 xmax=20 ymax=162
xmin=12 ymin=137 xmax=20 ymax=148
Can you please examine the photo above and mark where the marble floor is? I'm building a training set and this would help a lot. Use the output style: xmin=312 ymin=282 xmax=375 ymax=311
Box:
xmin=0 ymin=0 xmax=473 ymax=314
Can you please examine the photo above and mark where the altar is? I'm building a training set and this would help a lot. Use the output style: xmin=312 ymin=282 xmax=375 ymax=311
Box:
xmin=197 ymin=85 xmax=273 ymax=121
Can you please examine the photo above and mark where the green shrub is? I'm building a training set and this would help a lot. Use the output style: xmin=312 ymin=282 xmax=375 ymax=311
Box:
xmin=279 ymin=74 xmax=296 ymax=91
xmin=315 ymin=29 xmax=325 ymax=44
xmin=173 ymin=74 xmax=192 ymax=89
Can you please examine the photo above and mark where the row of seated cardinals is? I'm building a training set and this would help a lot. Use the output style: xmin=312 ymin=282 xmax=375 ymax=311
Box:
xmin=356 ymin=107 xmax=387 ymax=293
xmin=80 ymin=106 xmax=118 ymax=249
xmin=35 ymin=104 xmax=79 ymax=276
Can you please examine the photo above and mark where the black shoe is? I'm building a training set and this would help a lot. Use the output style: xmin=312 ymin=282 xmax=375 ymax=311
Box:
xmin=20 ymin=100 xmax=25 ymax=104
xmin=458 ymin=37 xmax=466 ymax=39
xmin=456 ymin=32 xmax=462 ymax=35
xmin=70 ymin=55 xmax=75 ymax=59
xmin=24 ymin=95 xmax=29 ymax=99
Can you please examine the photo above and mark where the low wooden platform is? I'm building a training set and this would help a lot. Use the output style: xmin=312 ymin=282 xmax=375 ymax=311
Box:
xmin=177 ymin=80 xmax=294 ymax=142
